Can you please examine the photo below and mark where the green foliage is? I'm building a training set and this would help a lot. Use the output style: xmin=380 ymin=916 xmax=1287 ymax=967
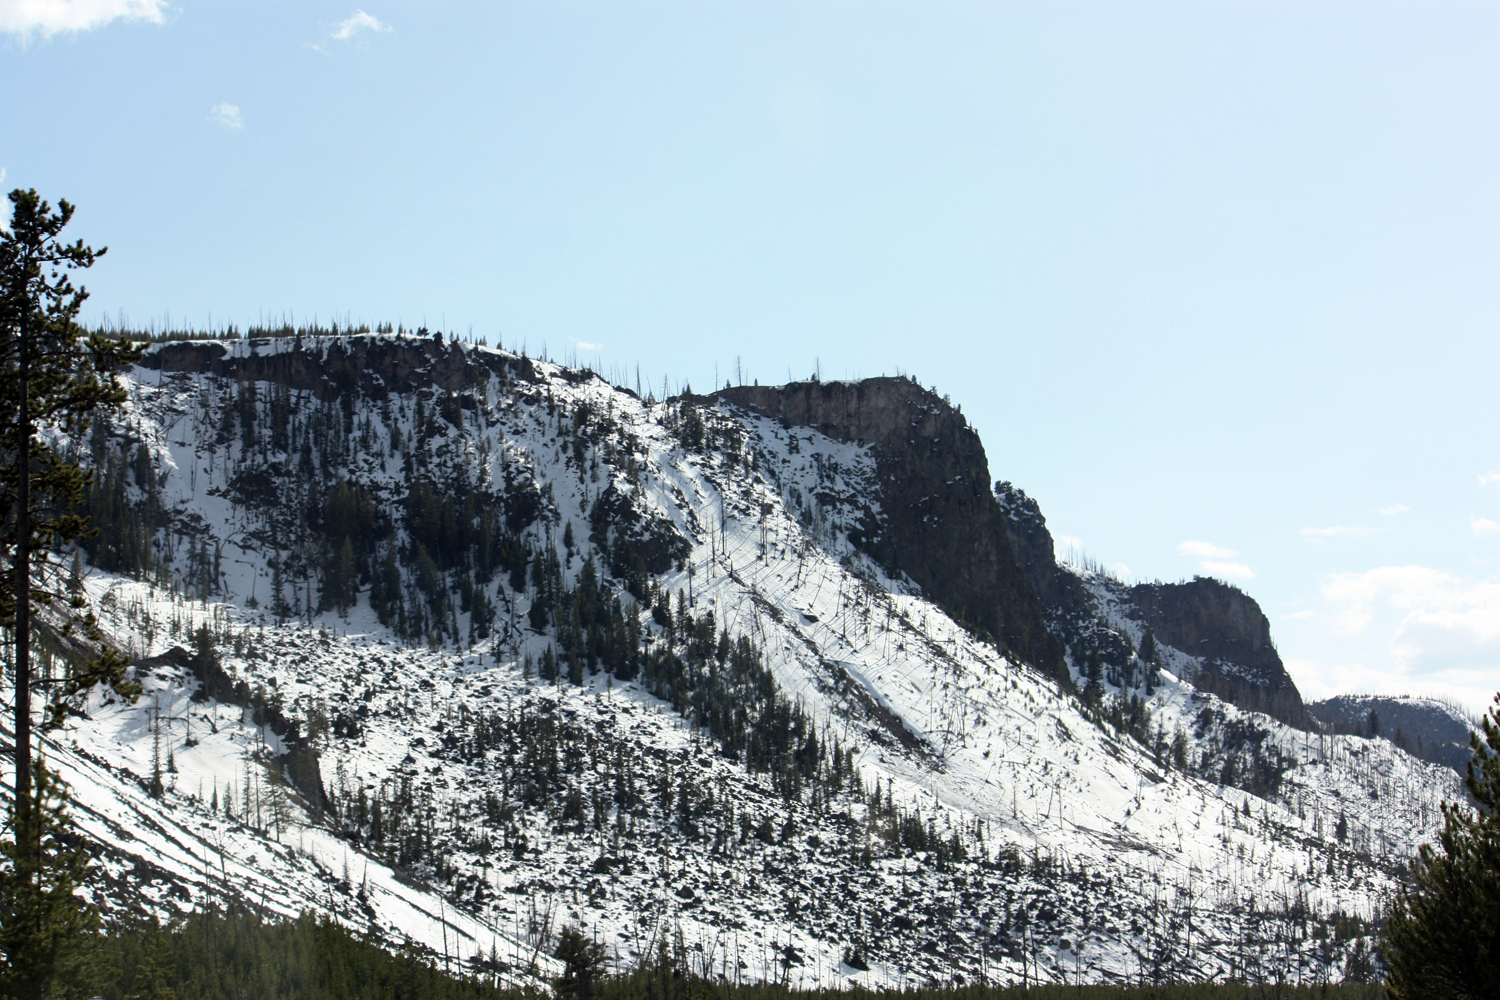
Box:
xmin=0 ymin=189 xmax=140 ymax=1000
xmin=76 ymin=908 xmax=518 ymax=1000
xmin=318 ymin=478 xmax=384 ymax=615
xmin=0 ymin=760 xmax=99 ymax=1000
xmin=76 ymin=425 xmax=166 ymax=580
xmin=1383 ymin=690 xmax=1500 ymax=999
xmin=638 ymin=615 xmax=826 ymax=802
xmin=55 ymin=907 xmax=1390 ymax=1000
xmin=552 ymin=926 xmax=608 ymax=1000
xmin=0 ymin=186 xmax=143 ymax=675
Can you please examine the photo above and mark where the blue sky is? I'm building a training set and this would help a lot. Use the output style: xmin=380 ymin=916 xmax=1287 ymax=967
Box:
xmin=3 ymin=0 xmax=1497 ymax=711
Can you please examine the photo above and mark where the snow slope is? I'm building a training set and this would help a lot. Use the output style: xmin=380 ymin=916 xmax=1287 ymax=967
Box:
xmin=14 ymin=335 xmax=1465 ymax=987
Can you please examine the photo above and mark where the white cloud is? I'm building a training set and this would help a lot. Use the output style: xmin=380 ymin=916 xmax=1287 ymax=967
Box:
xmin=1283 ymin=610 xmax=1316 ymax=621
xmin=1320 ymin=565 xmax=1500 ymax=663
xmin=1473 ymin=517 xmax=1500 ymax=537
xmin=1283 ymin=657 xmax=1373 ymax=704
xmin=0 ymin=0 xmax=165 ymax=39
xmin=332 ymin=9 xmax=390 ymax=40
xmin=575 ymin=341 xmax=602 ymax=351
xmin=1480 ymin=470 xmax=1500 ymax=487
xmin=1301 ymin=525 xmax=1377 ymax=539
xmin=1378 ymin=504 xmax=1410 ymax=516
xmin=1287 ymin=566 xmax=1500 ymax=714
xmin=1178 ymin=539 xmax=1237 ymax=559
xmin=1177 ymin=540 xmax=1253 ymax=580
xmin=1286 ymin=653 xmax=1496 ymax=716
xmin=1200 ymin=559 xmax=1255 ymax=581
xmin=208 ymin=103 xmax=243 ymax=130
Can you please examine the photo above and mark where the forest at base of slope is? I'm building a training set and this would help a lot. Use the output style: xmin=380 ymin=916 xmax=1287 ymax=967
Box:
xmin=56 ymin=908 xmax=1383 ymax=1000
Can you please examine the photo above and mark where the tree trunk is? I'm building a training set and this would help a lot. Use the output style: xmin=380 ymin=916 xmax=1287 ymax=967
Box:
xmin=14 ymin=311 xmax=39 ymax=1000
xmin=14 ymin=311 xmax=30 ymax=820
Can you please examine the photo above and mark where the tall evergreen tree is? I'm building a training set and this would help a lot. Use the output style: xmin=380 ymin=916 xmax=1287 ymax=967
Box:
xmin=0 ymin=189 xmax=140 ymax=1000
xmin=552 ymin=925 xmax=608 ymax=1000
xmin=0 ymin=760 xmax=98 ymax=1000
xmin=1384 ymin=691 xmax=1500 ymax=999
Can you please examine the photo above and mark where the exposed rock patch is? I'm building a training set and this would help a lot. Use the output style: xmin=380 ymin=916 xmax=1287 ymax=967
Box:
xmin=1128 ymin=578 xmax=1307 ymax=727
xmin=140 ymin=335 xmax=544 ymax=401
xmin=713 ymin=379 xmax=1063 ymax=676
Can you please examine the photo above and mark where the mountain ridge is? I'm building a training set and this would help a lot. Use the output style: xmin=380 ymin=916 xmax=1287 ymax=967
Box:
xmin=19 ymin=332 xmax=1461 ymax=987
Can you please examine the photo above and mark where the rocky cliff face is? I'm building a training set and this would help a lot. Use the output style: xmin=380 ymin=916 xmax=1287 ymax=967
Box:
xmin=713 ymin=379 xmax=1064 ymax=676
xmin=992 ymin=485 xmax=1309 ymax=728
xmin=712 ymin=381 xmax=1312 ymax=726
xmin=140 ymin=333 xmax=558 ymax=406
xmin=1128 ymin=578 xmax=1308 ymax=727
xmin=993 ymin=480 xmax=1092 ymax=616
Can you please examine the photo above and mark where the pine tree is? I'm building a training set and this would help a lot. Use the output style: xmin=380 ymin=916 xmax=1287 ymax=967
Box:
xmin=1384 ymin=691 xmax=1500 ymax=999
xmin=1 ymin=190 xmax=141 ymax=810
xmin=332 ymin=536 xmax=356 ymax=613
xmin=552 ymin=925 xmax=608 ymax=1000
xmin=0 ymin=190 xmax=138 ymax=1000
xmin=1140 ymin=625 xmax=1158 ymax=694
xmin=0 ymin=760 xmax=100 ymax=1000
xmin=270 ymin=551 xmax=292 ymax=621
xmin=151 ymin=723 xmax=165 ymax=799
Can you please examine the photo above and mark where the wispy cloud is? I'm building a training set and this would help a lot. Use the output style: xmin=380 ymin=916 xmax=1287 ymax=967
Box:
xmin=332 ymin=10 xmax=391 ymax=40
xmin=1473 ymin=517 xmax=1500 ymax=538
xmin=1178 ymin=540 xmax=1237 ymax=559
xmin=575 ymin=340 xmax=602 ymax=351
xmin=1320 ymin=565 xmax=1499 ymax=639
xmin=208 ymin=103 xmax=243 ymax=130
xmin=0 ymin=0 xmax=166 ymax=40
xmin=1200 ymin=559 xmax=1255 ymax=581
xmin=1309 ymin=565 xmax=1500 ymax=712
xmin=1481 ymin=470 xmax=1500 ymax=487
xmin=1178 ymin=540 xmax=1252 ymax=579
xmin=1301 ymin=525 xmax=1377 ymax=539
xmin=1378 ymin=504 xmax=1411 ymax=516
xmin=1287 ymin=564 xmax=1500 ymax=712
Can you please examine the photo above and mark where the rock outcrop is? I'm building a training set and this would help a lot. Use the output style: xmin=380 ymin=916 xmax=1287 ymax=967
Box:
xmin=713 ymin=379 xmax=1065 ymax=677
xmin=993 ymin=485 xmax=1309 ymax=728
xmin=139 ymin=334 xmax=544 ymax=401
xmin=1128 ymin=578 xmax=1308 ymax=727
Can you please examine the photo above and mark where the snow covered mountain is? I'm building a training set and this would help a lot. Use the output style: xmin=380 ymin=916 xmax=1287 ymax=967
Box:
xmin=19 ymin=332 xmax=1465 ymax=986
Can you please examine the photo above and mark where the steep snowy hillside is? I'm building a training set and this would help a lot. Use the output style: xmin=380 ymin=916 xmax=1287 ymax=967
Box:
xmin=18 ymin=333 xmax=1465 ymax=986
xmin=1309 ymin=694 xmax=1480 ymax=776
